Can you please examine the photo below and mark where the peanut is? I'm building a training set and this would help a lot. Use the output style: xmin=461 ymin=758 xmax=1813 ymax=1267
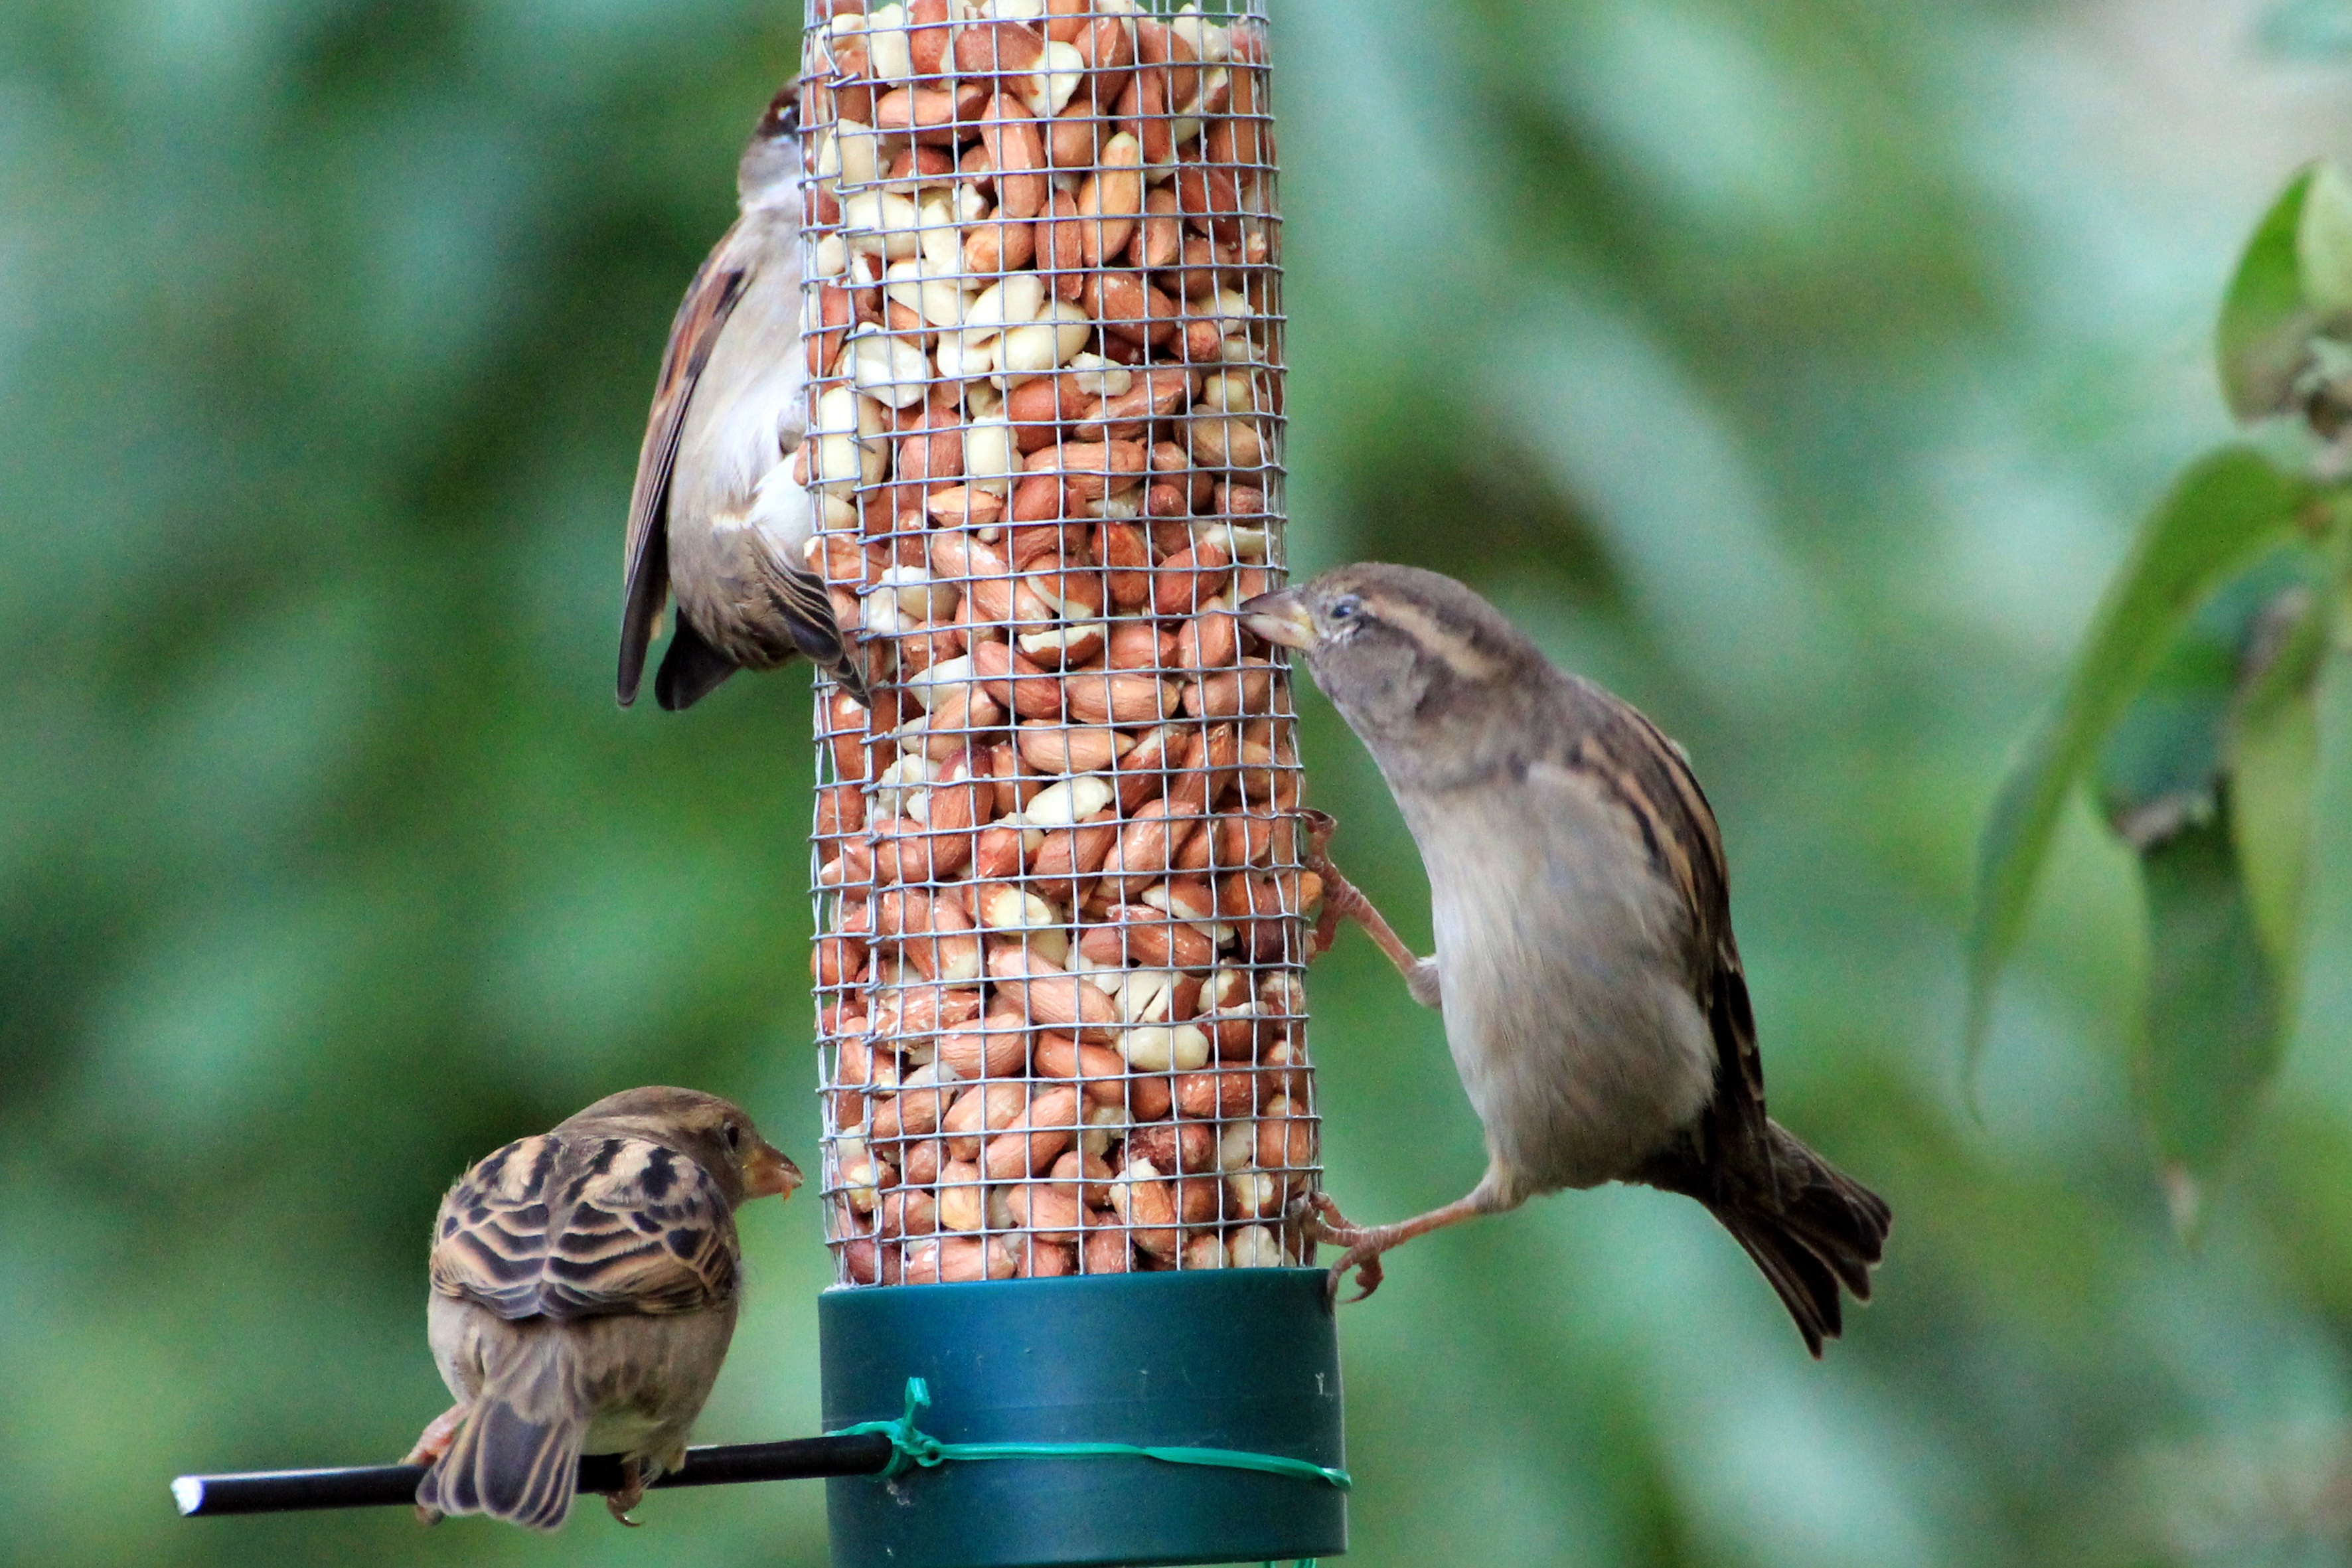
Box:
xmin=982 ymin=1085 xmax=1080 ymax=1179
xmin=986 ymin=947 xmax=1119 ymax=1043
xmin=941 ymin=1081 xmax=1028 ymax=1161
xmin=1082 ymin=1221 xmax=1133 ymax=1275
xmin=1127 ymin=1119 xmax=1215 ymax=1175
xmin=1018 ymin=1240 xmax=1078 ymax=1278
xmin=1063 ymin=668 xmax=1172 ymax=726
xmin=868 ymin=1060 xmax=958 ymax=1143
xmin=936 ymin=1020 xmax=1031 ymax=1080
xmin=1016 ymin=721 xmax=1130 ymax=774
xmin=1109 ymin=1158 xmax=1181 ymax=1257
xmin=1004 ymin=1178 xmax=1085 ymax=1243
xmin=1034 ymin=1032 xmax=1129 ymax=1108
xmin=975 ymin=95 xmax=1047 ymax=220
xmin=879 ymin=1187 xmax=939 ymax=1237
xmin=902 ymin=1235 xmax=1018 ymax=1283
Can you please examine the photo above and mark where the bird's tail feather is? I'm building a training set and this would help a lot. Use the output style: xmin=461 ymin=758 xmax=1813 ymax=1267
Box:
xmin=416 ymin=1332 xmax=586 ymax=1531
xmin=654 ymin=617 xmax=740 ymax=712
xmin=1707 ymin=1122 xmax=1891 ymax=1358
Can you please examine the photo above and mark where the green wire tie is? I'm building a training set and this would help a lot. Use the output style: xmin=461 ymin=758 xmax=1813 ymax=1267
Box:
xmin=832 ymin=1377 xmax=1353 ymax=1493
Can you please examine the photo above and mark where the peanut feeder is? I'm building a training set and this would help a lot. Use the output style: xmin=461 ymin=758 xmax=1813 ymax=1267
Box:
xmin=797 ymin=1 xmax=1343 ymax=1563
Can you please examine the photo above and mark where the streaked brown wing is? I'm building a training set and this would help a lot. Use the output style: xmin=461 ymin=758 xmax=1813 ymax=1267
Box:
xmin=1551 ymin=678 xmax=1770 ymax=1127
xmin=536 ymin=1135 xmax=740 ymax=1318
xmin=430 ymin=1134 xmax=739 ymax=1322
xmin=618 ymin=232 xmax=753 ymax=706
xmin=429 ymin=1136 xmax=560 ymax=1320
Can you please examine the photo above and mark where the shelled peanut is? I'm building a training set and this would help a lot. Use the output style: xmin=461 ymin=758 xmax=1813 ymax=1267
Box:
xmin=798 ymin=0 xmax=1310 ymax=1285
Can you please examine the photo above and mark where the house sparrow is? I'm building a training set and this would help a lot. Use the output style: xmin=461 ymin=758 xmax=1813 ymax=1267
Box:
xmin=617 ymin=86 xmax=867 ymax=712
xmin=404 ymin=1087 xmax=801 ymax=1529
xmin=1240 ymin=564 xmax=1889 ymax=1355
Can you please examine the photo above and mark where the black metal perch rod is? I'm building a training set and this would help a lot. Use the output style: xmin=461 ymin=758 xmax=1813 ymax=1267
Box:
xmin=173 ymin=1432 xmax=897 ymax=1518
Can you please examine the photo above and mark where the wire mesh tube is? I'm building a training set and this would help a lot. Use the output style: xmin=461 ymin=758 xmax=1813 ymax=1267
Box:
xmin=797 ymin=0 xmax=1314 ymax=1287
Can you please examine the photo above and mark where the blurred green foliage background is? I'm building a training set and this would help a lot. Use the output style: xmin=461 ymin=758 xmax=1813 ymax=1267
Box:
xmin=7 ymin=0 xmax=2352 ymax=1563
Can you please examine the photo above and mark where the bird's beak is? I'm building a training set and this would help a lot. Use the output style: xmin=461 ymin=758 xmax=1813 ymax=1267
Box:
xmin=744 ymin=1140 xmax=803 ymax=1201
xmin=1239 ymin=588 xmax=1314 ymax=650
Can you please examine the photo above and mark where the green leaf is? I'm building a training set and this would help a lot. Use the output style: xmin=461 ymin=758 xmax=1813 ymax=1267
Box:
xmin=2090 ymin=572 xmax=2256 ymax=844
xmin=2300 ymin=164 xmax=2352 ymax=315
xmin=2095 ymin=545 xmax=2322 ymax=842
xmin=1964 ymin=447 xmax=2313 ymax=1073
xmin=2228 ymin=574 xmax=2331 ymax=975
xmin=2088 ymin=545 xmax=2328 ymax=1227
xmin=2138 ymin=814 xmax=2284 ymax=1236
xmin=2219 ymin=166 xmax=2323 ymax=421
xmin=2217 ymin=161 xmax=2352 ymax=420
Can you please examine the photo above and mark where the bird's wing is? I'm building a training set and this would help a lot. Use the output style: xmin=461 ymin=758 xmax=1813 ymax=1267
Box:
xmin=430 ymin=1134 xmax=740 ymax=1322
xmin=618 ymin=234 xmax=753 ymax=706
xmin=1547 ymin=680 xmax=1769 ymax=1131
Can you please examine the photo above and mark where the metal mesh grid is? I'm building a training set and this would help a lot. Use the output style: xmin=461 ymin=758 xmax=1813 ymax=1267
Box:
xmin=796 ymin=0 xmax=1310 ymax=1286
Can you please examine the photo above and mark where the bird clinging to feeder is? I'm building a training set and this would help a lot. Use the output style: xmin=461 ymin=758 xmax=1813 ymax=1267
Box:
xmin=406 ymin=1087 xmax=801 ymax=1529
xmin=618 ymin=86 xmax=868 ymax=712
xmin=1243 ymin=564 xmax=1890 ymax=1354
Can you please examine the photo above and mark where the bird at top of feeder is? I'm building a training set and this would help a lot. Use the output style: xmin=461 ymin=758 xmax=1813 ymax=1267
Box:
xmin=406 ymin=1086 xmax=802 ymax=1529
xmin=618 ymin=83 xmax=869 ymax=712
xmin=1243 ymin=564 xmax=1891 ymax=1356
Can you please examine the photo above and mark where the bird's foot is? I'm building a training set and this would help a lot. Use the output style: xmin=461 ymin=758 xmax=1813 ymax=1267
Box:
xmin=1304 ymin=1189 xmax=1502 ymax=1306
xmin=1302 ymin=1192 xmax=1388 ymax=1306
xmin=1300 ymin=806 xmax=1339 ymax=864
xmin=1298 ymin=819 xmax=1441 ymax=1010
xmin=400 ymin=1403 xmax=466 ymax=1467
xmin=604 ymin=1457 xmax=646 ymax=1527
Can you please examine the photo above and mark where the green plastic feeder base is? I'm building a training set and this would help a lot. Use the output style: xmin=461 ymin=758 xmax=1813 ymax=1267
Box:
xmin=819 ymin=1269 xmax=1346 ymax=1568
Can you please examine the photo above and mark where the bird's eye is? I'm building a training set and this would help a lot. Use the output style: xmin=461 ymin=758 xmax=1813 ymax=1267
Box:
xmin=724 ymin=1124 xmax=743 ymax=1151
xmin=1328 ymin=595 xmax=1364 ymax=625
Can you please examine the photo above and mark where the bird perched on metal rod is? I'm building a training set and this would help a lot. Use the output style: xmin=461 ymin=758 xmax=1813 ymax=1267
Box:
xmin=406 ymin=1087 xmax=801 ymax=1529
xmin=618 ymin=84 xmax=867 ymax=711
xmin=1240 ymin=564 xmax=1889 ymax=1356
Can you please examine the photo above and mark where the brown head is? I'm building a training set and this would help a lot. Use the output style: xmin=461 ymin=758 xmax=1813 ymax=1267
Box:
xmin=1240 ymin=564 xmax=1557 ymax=787
xmin=737 ymin=82 xmax=803 ymax=209
xmin=557 ymin=1085 xmax=803 ymax=1209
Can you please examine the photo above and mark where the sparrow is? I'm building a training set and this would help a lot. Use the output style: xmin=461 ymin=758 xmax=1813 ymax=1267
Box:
xmin=617 ymin=85 xmax=868 ymax=712
xmin=404 ymin=1087 xmax=801 ymax=1529
xmin=1240 ymin=564 xmax=1890 ymax=1355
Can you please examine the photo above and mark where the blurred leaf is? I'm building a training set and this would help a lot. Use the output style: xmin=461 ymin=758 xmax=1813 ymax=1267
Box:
xmin=2091 ymin=569 xmax=2260 ymax=843
xmin=2218 ymin=162 xmax=2352 ymax=420
xmin=2095 ymin=546 xmax=2324 ymax=843
xmin=2229 ymin=572 xmax=2333 ymax=975
xmin=2092 ymin=546 xmax=2327 ymax=1223
xmin=1966 ymin=446 xmax=2313 ymax=1072
xmin=2138 ymin=814 xmax=2281 ymax=1232
xmin=2302 ymin=165 xmax=2352 ymax=315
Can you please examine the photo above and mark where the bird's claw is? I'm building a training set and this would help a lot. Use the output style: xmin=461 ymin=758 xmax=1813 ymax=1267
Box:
xmin=1300 ymin=807 xmax=1339 ymax=860
xmin=1300 ymin=812 xmax=1344 ymax=957
xmin=404 ymin=1402 xmax=460 ymax=1526
xmin=605 ymin=1459 xmax=646 ymax=1526
xmin=1327 ymin=1247 xmax=1385 ymax=1306
xmin=1303 ymin=1192 xmax=1387 ymax=1306
xmin=401 ymin=1403 xmax=466 ymax=1468
xmin=1310 ymin=899 xmax=1342 ymax=959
